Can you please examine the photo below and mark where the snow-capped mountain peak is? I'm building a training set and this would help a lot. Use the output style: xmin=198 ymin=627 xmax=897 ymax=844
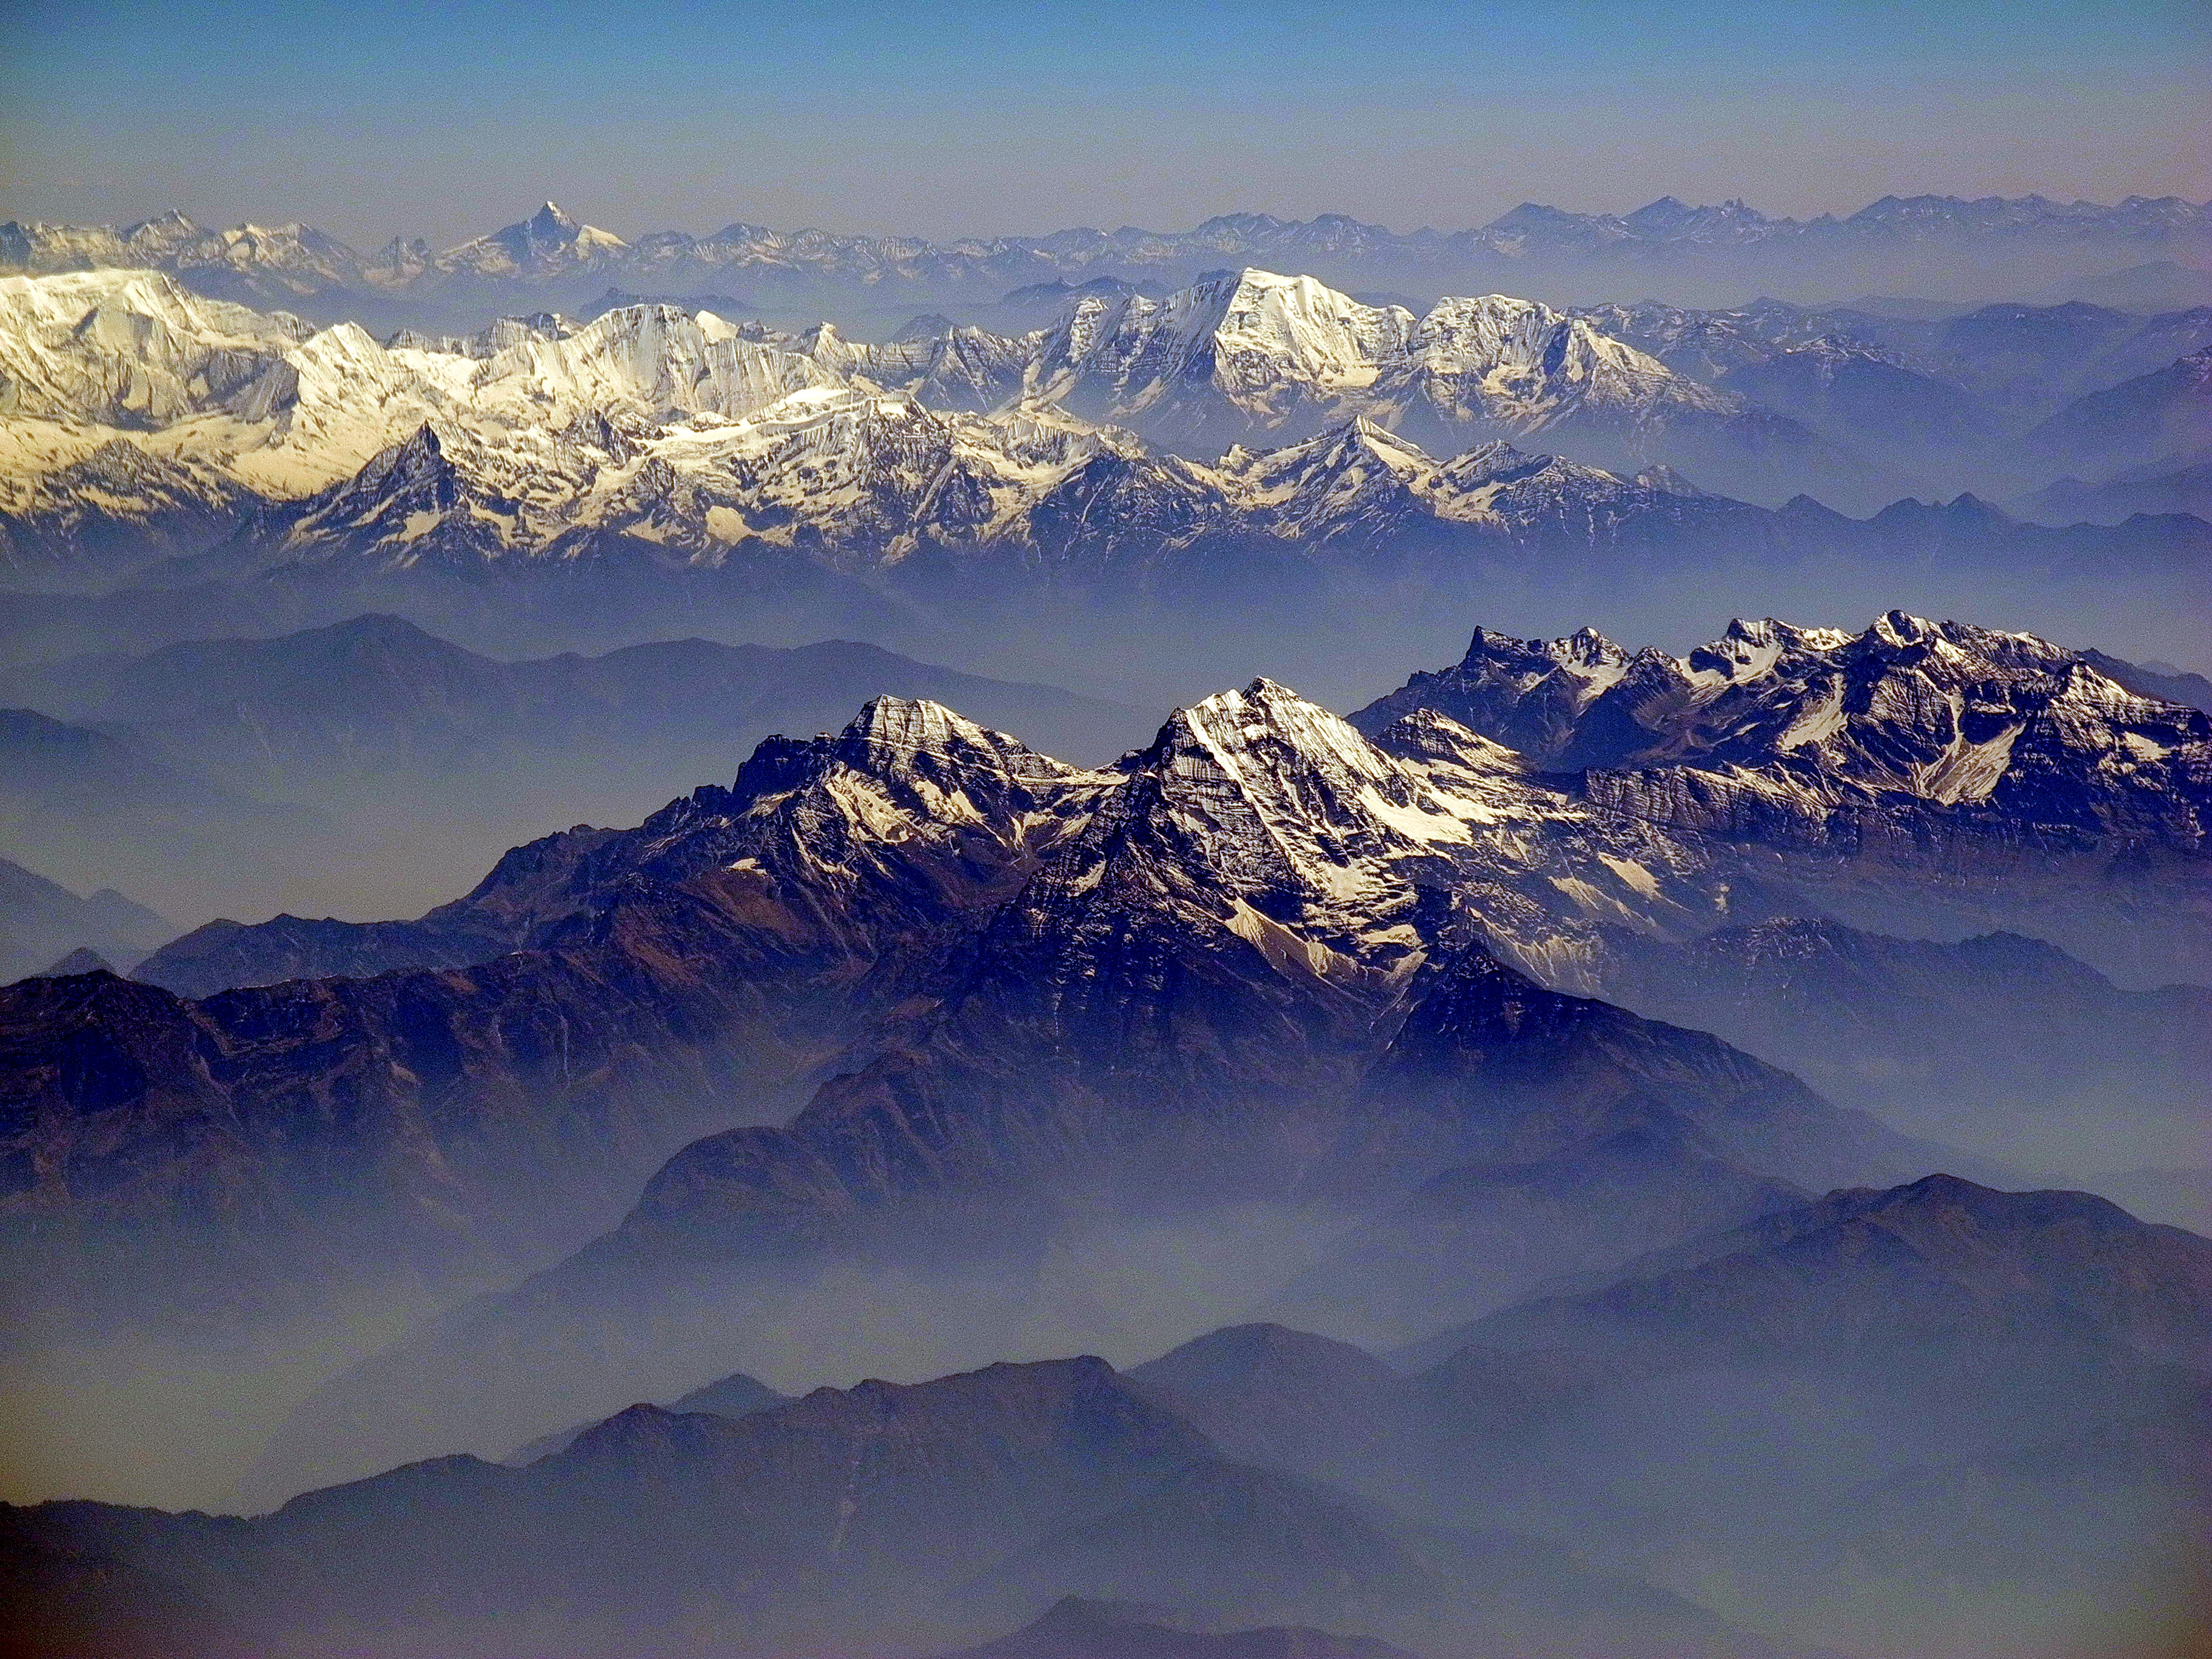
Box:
xmin=0 ymin=267 xmax=1873 ymax=572
xmin=1204 ymin=269 xmax=1416 ymax=397
xmin=1359 ymin=612 xmax=2212 ymax=848
xmin=1008 ymin=677 xmax=1728 ymax=994
xmin=424 ymin=203 xmax=631 ymax=283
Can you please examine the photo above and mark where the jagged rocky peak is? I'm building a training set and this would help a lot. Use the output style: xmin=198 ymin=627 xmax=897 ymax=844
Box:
xmin=1361 ymin=705 xmax=1529 ymax=777
xmin=1011 ymin=677 xmax=1464 ymax=970
xmin=526 ymin=201 xmax=578 ymax=238
xmin=398 ymin=694 xmax=1116 ymax=947
xmin=1358 ymin=610 xmax=2212 ymax=848
xmin=1681 ymin=614 xmax=1849 ymax=682
xmin=1207 ymin=267 xmax=1418 ymax=373
xmin=833 ymin=694 xmax=1081 ymax=784
xmin=1158 ymin=678 xmax=1410 ymax=809
xmin=1632 ymin=462 xmax=1705 ymax=494
xmin=1348 ymin=625 xmax=1634 ymax=764
xmin=300 ymin=421 xmax=474 ymax=536
xmin=661 ymin=694 xmax=1120 ymax=884
xmin=1049 ymin=675 xmax=1714 ymax=982
xmin=1520 ymin=624 xmax=1634 ymax=677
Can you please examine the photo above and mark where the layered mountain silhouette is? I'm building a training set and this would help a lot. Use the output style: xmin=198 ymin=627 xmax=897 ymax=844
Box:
xmin=0 ymin=857 xmax=166 ymax=984
xmin=0 ymin=1352 xmax=1822 ymax=1659
xmin=2025 ymin=345 xmax=2212 ymax=475
xmin=7 ymin=192 xmax=2206 ymax=325
xmin=1146 ymin=1178 xmax=2212 ymax=1659
xmin=0 ymin=704 xmax=326 ymax=922
xmin=1591 ymin=917 xmax=2211 ymax=1178
xmin=0 ymin=614 xmax=2197 ymax=1635
xmin=5 ymin=1173 xmax=2201 ymax=1659
xmin=6 ymin=612 xmax=1146 ymax=800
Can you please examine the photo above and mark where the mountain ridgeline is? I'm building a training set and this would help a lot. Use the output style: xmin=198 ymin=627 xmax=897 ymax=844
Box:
xmin=7 ymin=192 xmax=2209 ymax=324
xmin=5 ymin=261 xmax=2209 ymax=581
xmin=5 ymin=1174 xmax=2206 ymax=1658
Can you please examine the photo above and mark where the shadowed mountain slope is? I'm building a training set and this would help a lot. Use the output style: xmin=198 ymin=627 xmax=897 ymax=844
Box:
xmin=0 ymin=1354 xmax=1812 ymax=1659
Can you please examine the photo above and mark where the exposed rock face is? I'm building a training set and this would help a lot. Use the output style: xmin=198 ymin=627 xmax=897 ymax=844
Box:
xmin=1356 ymin=611 xmax=2212 ymax=980
xmin=1357 ymin=611 xmax=2212 ymax=840
xmin=0 ymin=699 xmax=1113 ymax=1330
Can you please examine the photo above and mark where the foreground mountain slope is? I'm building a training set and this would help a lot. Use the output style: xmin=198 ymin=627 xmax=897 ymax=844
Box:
xmin=1421 ymin=1179 xmax=2212 ymax=1658
xmin=0 ymin=1354 xmax=1807 ymax=1659
xmin=1148 ymin=1178 xmax=2212 ymax=1659
xmin=10 ymin=1178 xmax=2199 ymax=1659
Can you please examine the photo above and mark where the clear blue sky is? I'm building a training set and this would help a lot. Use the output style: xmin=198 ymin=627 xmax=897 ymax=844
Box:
xmin=2 ymin=0 xmax=2203 ymax=246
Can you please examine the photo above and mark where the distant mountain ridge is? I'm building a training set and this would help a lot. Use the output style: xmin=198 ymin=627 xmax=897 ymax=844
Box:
xmin=5 ymin=193 xmax=2206 ymax=320
xmin=0 ymin=1351 xmax=1818 ymax=1659
xmin=13 ymin=264 xmax=2212 ymax=601
xmin=0 ymin=858 xmax=166 ymax=984
xmin=7 ymin=611 xmax=1148 ymax=805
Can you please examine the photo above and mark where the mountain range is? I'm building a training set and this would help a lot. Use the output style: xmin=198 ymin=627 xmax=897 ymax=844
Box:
xmin=0 ymin=593 xmax=2204 ymax=1659
xmin=5 ymin=1172 xmax=2204 ymax=1658
xmin=6 ymin=171 xmax=2210 ymax=1659
xmin=6 ymin=193 xmax=2208 ymax=325
xmin=5 ymin=262 xmax=2211 ymax=640
xmin=1351 ymin=612 xmax=2212 ymax=983
xmin=4 ymin=607 xmax=2203 ymax=1513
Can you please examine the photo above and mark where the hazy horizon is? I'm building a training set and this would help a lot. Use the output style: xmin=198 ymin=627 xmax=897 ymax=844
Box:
xmin=6 ymin=0 xmax=2205 ymax=247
